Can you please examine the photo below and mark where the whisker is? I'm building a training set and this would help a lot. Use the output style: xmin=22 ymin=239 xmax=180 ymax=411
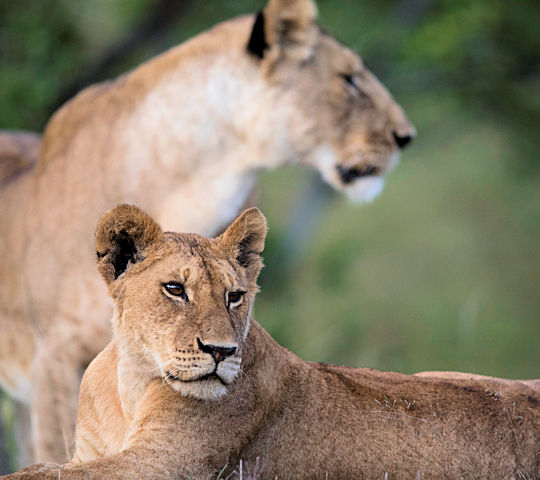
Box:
xmin=160 ymin=375 xmax=178 ymax=394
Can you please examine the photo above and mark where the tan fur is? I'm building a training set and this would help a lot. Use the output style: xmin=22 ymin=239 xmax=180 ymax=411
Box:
xmin=3 ymin=206 xmax=538 ymax=480
xmin=416 ymin=370 xmax=540 ymax=390
xmin=0 ymin=131 xmax=40 ymax=187
xmin=0 ymin=0 xmax=415 ymax=464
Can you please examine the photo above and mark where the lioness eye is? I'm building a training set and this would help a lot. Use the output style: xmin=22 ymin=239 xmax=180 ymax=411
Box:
xmin=342 ymin=74 xmax=359 ymax=91
xmin=163 ymin=282 xmax=188 ymax=301
xmin=227 ymin=291 xmax=245 ymax=308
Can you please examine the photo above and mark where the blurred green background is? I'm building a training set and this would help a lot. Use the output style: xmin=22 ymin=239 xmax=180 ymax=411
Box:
xmin=1 ymin=0 xmax=539 ymax=470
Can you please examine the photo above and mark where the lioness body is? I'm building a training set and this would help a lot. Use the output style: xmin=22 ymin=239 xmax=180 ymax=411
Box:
xmin=4 ymin=206 xmax=537 ymax=480
xmin=0 ymin=0 xmax=415 ymax=463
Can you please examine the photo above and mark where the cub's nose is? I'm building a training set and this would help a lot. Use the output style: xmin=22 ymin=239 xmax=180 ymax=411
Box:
xmin=197 ymin=338 xmax=237 ymax=363
xmin=392 ymin=131 xmax=414 ymax=150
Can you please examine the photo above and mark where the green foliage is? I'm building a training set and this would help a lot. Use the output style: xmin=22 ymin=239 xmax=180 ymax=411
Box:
xmin=258 ymin=108 xmax=540 ymax=378
xmin=0 ymin=1 xmax=85 ymax=129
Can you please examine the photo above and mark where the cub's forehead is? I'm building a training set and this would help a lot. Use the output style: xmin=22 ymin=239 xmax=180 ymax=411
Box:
xmin=157 ymin=233 xmax=237 ymax=284
xmin=162 ymin=233 xmax=223 ymax=261
xmin=164 ymin=231 xmax=213 ymax=249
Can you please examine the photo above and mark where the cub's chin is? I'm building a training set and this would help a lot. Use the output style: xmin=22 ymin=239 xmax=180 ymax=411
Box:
xmin=162 ymin=362 xmax=240 ymax=400
xmin=166 ymin=377 xmax=228 ymax=400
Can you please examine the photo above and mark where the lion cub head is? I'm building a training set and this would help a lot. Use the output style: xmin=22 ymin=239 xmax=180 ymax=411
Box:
xmin=248 ymin=0 xmax=415 ymax=202
xmin=95 ymin=204 xmax=266 ymax=400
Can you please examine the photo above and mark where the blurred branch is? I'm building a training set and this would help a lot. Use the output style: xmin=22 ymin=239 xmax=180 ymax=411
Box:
xmin=48 ymin=0 xmax=194 ymax=115
xmin=269 ymin=176 xmax=334 ymax=271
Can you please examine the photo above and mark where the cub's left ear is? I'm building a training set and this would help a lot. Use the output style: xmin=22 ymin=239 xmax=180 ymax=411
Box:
xmin=95 ymin=204 xmax=163 ymax=285
xmin=218 ymin=208 xmax=267 ymax=279
xmin=247 ymin=0 xmax=318 ymax=67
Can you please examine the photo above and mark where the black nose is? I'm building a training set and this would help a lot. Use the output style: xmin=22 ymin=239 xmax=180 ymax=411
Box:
xmin=393 ymin=131 xmax=413 ymax=149
xmin=197 ymin=338 xmax=237 ymax=363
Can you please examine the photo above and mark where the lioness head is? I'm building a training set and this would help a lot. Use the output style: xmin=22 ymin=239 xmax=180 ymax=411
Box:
xmin=248 ymin=0 xmax=415 ymax=202
xmin=95 ymin=204 xmax=266 ymax=400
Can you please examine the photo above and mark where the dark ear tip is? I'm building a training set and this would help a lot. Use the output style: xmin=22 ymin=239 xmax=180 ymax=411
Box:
xmin=95 ymin=204 xmax=163 ymax=283
xmin=95 ymin=204 xmax=140 ymax=250
xmin=247 ymin=10 xmax=269 ymax=59
xmin=95 ymin=204 xmax=161 ymax=244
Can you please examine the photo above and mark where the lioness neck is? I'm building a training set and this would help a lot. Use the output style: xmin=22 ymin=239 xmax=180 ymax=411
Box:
xmin=116 ymin=16 xmax=301 ymax=234
xmin=36 ymin=16 xmax=304 ymax=236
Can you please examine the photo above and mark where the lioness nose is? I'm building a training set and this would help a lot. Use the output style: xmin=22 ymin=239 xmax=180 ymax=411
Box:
xmin=197 ymin=338 xmax=237 ymax=363
xmin=392 ymin=131 xmax=413 ymax=149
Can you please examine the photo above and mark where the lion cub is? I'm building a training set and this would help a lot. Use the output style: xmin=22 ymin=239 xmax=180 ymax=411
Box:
xmin=5 ymin=205 xmax=537 ymax=479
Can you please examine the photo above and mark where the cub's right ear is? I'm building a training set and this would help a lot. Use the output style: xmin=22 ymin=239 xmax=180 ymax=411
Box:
xmin=217 ymin=208 xmax=267 ymax=282
xmin=95 ymin=204 xmax=163 ymax=285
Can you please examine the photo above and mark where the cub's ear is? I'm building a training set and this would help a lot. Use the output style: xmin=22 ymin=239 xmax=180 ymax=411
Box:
xmin=247 ymin=0 xmax=318 ymax=66
xmin=95 ymin=204 xmax=163 ymax=285
xmin=218 ymin=208 xmax=267 ymax=279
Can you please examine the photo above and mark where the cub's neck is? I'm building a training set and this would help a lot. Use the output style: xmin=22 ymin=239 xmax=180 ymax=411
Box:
xmin=115 ymin=338 xmax=159 ymax=422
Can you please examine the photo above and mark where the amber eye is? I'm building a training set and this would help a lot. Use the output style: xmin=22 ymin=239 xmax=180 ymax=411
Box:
xmin=227 ymin=291 xmax=245 ymax=308
xmin=163 ymin=282 xmax=188 ymax=301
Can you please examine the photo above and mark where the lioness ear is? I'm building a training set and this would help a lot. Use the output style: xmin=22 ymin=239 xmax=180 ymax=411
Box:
xmin=95 ymin=204 xmax=163 ymax=285
xmin=218 ymin=208 xmax=267 ymax=279
xmin=247 ymin=0 xmax=318 ymax=65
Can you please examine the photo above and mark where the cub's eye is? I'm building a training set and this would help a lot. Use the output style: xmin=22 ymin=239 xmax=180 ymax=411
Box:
xmin=227 ymin=291 xmax=245 ymax=308
xmin=163 ymin=282 xmax=188 ymax=301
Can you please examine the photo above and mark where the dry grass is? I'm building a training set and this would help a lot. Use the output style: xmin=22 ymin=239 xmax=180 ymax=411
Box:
xmin=215 ymin=458 xmax=264 ymax=480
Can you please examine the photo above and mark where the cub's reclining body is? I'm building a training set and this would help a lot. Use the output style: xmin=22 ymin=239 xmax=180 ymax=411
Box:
xmin=0 ymin=0 xmax=415 ymax=463
xmin=59 ymin=327 xmax=540 ymax=479
xmin=4 ymin=206 xmax=537 ymax=480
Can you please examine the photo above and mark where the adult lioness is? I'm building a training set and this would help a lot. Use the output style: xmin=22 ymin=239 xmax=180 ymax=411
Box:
xmin=0 ymin=0 xmax=415 ymax=464
xmin=2 ymin=205 xmax=538 ymax=480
